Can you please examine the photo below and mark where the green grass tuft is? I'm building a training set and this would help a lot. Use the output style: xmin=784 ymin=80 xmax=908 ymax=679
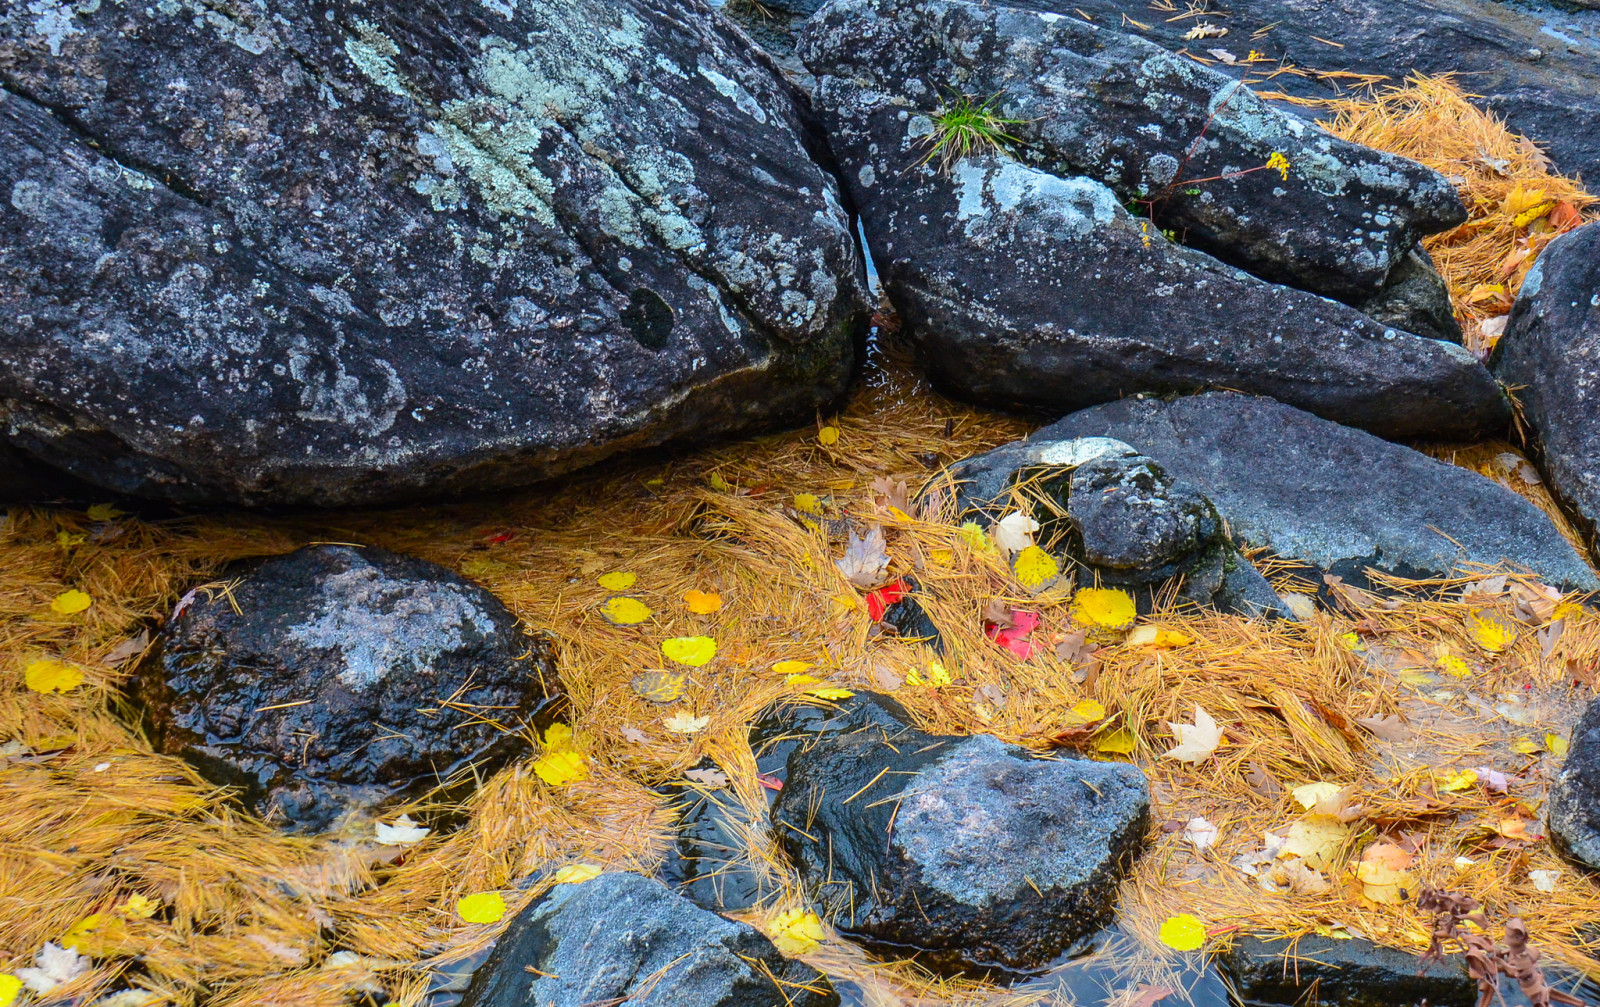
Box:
xmin=918 ymin=94 xmax=1027 ymax=174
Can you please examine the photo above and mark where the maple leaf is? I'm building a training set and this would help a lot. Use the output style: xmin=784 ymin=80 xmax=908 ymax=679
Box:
xmin=992 ymin=511 xmax=1039 ymax=555
xmin=1125 ymin=985 xmax=1176 ymax=1007
xmin=1356 ymin=713 xmax=1408 ymax=742
xmin=975 ymin=682 xmax=1008 ymax=710
xmin=836 ymin=526 xmax=890 ymax=587
xmin=982 ymin=598 xmax=1015 ymax=629
xmin=1184 ymin=816 xmax=1220 ymax=851
xmin=1284 ymin=818 xmax=1348 ymax=869
xmin=1274 ymin=858 xmax=1331 ymax=894
xmin=1162 ymin=704 xmax=1223 ymax=763
xmin=619 ymin=726 xmax=650 ymax=744
xmin=664 ymin=712 xmax=710 ymax=734
xmin=18 ymin=943 xmax=87 ymax=995
xmin=870 ymin=476 xmax=911 ymax=515
xmin=684 ymin=767 xmax=731 ymax=788
xmin=987 ymin=609 xmax=1041 ymax=659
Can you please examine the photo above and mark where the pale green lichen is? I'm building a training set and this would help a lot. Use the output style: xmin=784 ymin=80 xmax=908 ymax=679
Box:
xmin=344 ymin=19 xmax=411 ymax=98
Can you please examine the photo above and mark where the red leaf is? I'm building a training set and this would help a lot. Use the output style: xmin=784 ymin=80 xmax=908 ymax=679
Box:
xmin=986 ymin=609 xmax=1040 ymax=659
xmin=756 ymin=773 xmax=784 ymax=792
xmin=866 ymin=579 xmax=909 ymax=622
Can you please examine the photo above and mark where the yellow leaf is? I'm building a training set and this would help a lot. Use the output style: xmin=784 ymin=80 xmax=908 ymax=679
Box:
xmin=664 ymin=711 xmax=711 ymax=734
xmin=905 ymin=661 xmax=953 ymax=688
xmin=831 ymin=593 xmax=858 ymax=612
xmin=1466 ymin=609 xmax=1518 ymax=653
xmin=1437 ymin=654 xmax=1473 ymax=679
xmin=684 ymin=590 xmax=723 ymax=614
xmin=1127 ymin=626 xmax=1194 ymax=649
xmin=818 ymin=426 xmax=840 ymax=446
xmin=957 ymin=521 xmax=995 ymax=554
xmin=1504 ymin=184 xmax=1549 ymax=216
xmin=774 ymin=660 xmax=815 ymax=677
xmin=929 ymin=548 xmax=954 ymax=566
xmin=769 ymin=908 xmax=825 ymax=956
xmin=1012 ymin=546 xmax=1060 ymax=592
xmin=1547 ymin=732 xmax=1570 ymax=758
xmin=51 ymin=590 xmax=92 ymax=615
xmin=1096 ymin=727 xmax=1137 ymax=755
xmin=56 ymin=531 xmax=86 ymax=548
xmin=1514 ymin=202 xmax=1555 ymax=228
xmin=533 ymin=750 xmax=587 ymax=786
xmin=597 ymin=571 xmax=636 ymax=592
xmin=0 ymin=974 xmax=19 ymax=1007
xmin=1512 ymin=737 xmax=1543 ymax=756
xmin=25 ymin=659 xmax=85 ymax=695
xmin=86 ymin=503 xmax=123 ymax=521
xmin=62 ymin=912 xmax=128 ymax=954
xmin=631 ymin=671 xmax=687 ymax=704
xmin=599 ymin=596 xmax=653 ymax=625
xmin=1064 ymin=699 xmax=1107 ymax=724
xmin=793 ymin=493 xmax=823 ymax=516
xmin=1292 ymin=781 xmax=1343 ymax=810
xmin=117 ymin=893 xmax=160 ymax=919
xmin=1158 ymin=914 xmax=1207 ymax=951
xmin=709 ymin=472 xmax=731 ymax=492
xmin=1337 ymin=631 xmax=1365 ymax=653
xmin=662 ymin=636 xmax=717 ymax=667
xmin=808 ymin=687 xmax=855 ymax=700
xmin=456 ymin=891 xmax=507 ymax=924
xmin=552 ymin=863 xmax=603 ymax=885
xmin=1072 ymin=588 xmax=1137 ymax=631
xmin=1284 ymin=818 xmax=1349 ymax=869
xmin=542 ymin=722 xmax=575 ymax=750
xmin=1440 ymin=769 xmax=1478 ymax=793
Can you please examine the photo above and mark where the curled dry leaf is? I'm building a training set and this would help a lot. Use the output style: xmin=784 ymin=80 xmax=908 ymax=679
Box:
xmin=836 ymin=526 xmax=890 ymax=587
xmin=870 ymin=476 xmax=911 ymax=516
xmin=992 ymin=511 xmax=1040 ymax=555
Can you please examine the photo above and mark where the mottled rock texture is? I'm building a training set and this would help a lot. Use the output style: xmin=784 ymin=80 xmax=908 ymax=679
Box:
xmin=133 ymin=545 xmax=562 ymax=832
xmin=1492 ymin=222 xmax=1600 ymax=560
xmin=944 ymin=436 xmax=1283 ymax=616
xmin=771 ymin=692 xmax=1149 ymax=976
xmin=1358 ymin=247 xmax=1464 ymax=344
xmin=1045 ymin=393 xmax=1599 ymax=592
xmin=801 ymin=0 xmax=1466 ymax=302
xmin=1549 ymin=698 xmax=1600 ymax=871
xmin=1222 ymin=934 xmax=1477 ymax=1007
xmin=795 ymin=8 xmax=1507 ymax=440
xmin=457 ymin=872 xmax=837 ymax=1007
xmin=0 ymin=0 xmax=867 ymax=506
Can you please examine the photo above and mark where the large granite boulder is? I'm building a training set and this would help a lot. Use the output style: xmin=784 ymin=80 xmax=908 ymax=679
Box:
xmin=458 ymin=872 xmax=838 ymax=1007
xmin=1222 ymin=934 xmax=1477 ymax=1007
xmin=801 ymin=0 xmax=1466 ymax=303
xmin=0 ymin=0 xmax=867 ymax=507
xmin=943 ymin=435 xmax=1284 ymax=616
xmin=771 ymin=693 xmax=1149 ymax=977
xmin=794 ymin=9 xmax=1507 ymax=441
xmin=1492 ymin=222 xmax=1600 ymax=559
xmin=132 ymin=545 xmax=563 ymax=832
xmin=1549 ymin=699 xmax=1600 ymax=871
xmin=1044 ymin=393 xmax=1599 ymax=592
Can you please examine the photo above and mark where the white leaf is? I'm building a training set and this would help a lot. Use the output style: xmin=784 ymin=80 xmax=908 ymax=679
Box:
xmin=1183 ymin=816 xmax=1220 ymax=851
xmin=835 ymin=526 xmax=890 ymax=587
xmin=1162 ymin=704 xmax=1223 ymax=763
xmin=374 ymin=813 xmax=430 ymax=846
xmin=20 ymin=942 xmax=89 ymax=994
xmin=1530 ymin=869 xmax=1561 ymax=893
xmin=664 ymin=712 xmax=710 ymax=734
xmin=992 ymin=511 xmax=1039 ymax=555
xmin=1278 ymin=593 xmax=1318 ymax=621
xmin=1472 ymin=766 xmax=1510 ymax=794
xmin=685 ymin=767 xmax=731 ymax=788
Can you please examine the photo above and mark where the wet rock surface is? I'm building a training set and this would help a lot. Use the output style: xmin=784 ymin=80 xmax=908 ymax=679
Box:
xmin=1492 ymin=222 xmax=1600 ymax=558
xmin=770 ymin=692 xmax=1149 ymax=977
xmin=1223 ymin=934 xmax=1477 ymax=1007
xmin=133 ymin=545 xmax=562 ymax=832
xmin=457 ymin=871 xmax=838 ymax=1007
xmin=656 ymin=765 xmax=776 ymax=912
xmin=795 ymin=47 xmax=1508 ymax=440
xmin=801 ymin=0 xmax=1466 ymax=303
xmin=944 ymin=436 xmax=1284 ymax=616
xmin=0 ymin=0 xmax=867 ymax=507
xmin=1549 ymin=698 xmax=1600 ymax=871
xmin=1044 ymin=393 xmax=1600 ymax=592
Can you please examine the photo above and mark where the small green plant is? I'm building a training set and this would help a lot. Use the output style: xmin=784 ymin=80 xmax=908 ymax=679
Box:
xmin=917 ymin=93 xmax=1026 ymax=174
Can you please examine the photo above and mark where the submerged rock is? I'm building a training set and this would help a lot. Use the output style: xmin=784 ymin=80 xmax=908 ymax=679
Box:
xmin=133 ymin=545 xmax=562 ymax=832
xmin=1222 ymin=933 xmax=1477 ymax=1007
xmin=656 ymin=768 xmax=776 ymax=912
xmin=801 ymin=0 xmax=1466 ymax=302
xmin=457 ymin=872 xmax=838 ymax=1007
xmin=0 ymin=0 xmax=867 ymax=506
xmin=771 ymin=692 xmax=1149 ymax=976
xmin=1044 ymin=393 xmax=1599 ymax=592
xmin=795 ymin=32 xmax=1507 ymax=439
xmin=1549 ymin=699 xmax=1600 ymax=871
xmin=942 ymin=436 xmax=1284 ymax=616
xmin=1492 ymin=222 xmax=1600 ymax=560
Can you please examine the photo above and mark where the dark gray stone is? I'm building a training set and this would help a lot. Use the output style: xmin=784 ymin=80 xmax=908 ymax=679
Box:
xmin=1549 ymin=698 xmax=1600 ymax=871
xmin=1358 ymin=247 xmax=1465 ymax=345
xmin=771 ymin=692 xmax=1149 ymax=976
xmin=1222 ymin=934 xmax=1477 ymax=1007
xmin=1492 ymin=222 xmax=1600 ymax=560
xmin=458 ymin=872 xmax=837 ymax=1007
xmin=1043 ymin=393 xmax=1600 ymax=592
xmin=800 ymin=0 xmax=1466 ymax=302
xmin=943 ymin=435 xmax=1284 ymax=616
xmin=0 ymin=441 xmax=96 ymax=506
xmin=794 ymin=23 xmax=1508 ymax=440
xmin=132 ymin=545 xmax=563 ymax=832
xmin=0 ymin=0 xmax=867 ymax=507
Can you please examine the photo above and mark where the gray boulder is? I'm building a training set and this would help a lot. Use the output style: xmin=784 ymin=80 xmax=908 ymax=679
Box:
xmin=1222 ymin=934 xmax=1477 ymax=1007
xmin=1492 ymin=222 xmax=1600 ymax=560
xmin=1044 ymin=393 xmax=1599 ymax=592
xmin=0 ymin=0 xmax=867 ymax=507
xmin=0 ymin=442 xmax=96 ymax=506
xmin=457 ymin=872 xmax=838 ymax=1007
xmin=771 ymin=693 xmax=1149 ymax=976
xmin=1549 ymin=699 xmax=1600 ymax=871
xmin=1358 ymin=247 xmax=1464 ymax=345
xmin=800 ymin=0 xmax=1466 ymax=303
xmin=132 ymin=545 xmax=563 ymax=832
xmin=943 ymin=435 xmax=1284 ymax=616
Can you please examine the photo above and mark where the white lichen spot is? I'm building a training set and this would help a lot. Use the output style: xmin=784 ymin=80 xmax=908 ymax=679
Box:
xmin=344 ymin=19 xmax=410 ymax=98
xmin=27 ymin=0 xmax=87 ymax=56
xmin=697 ymin=61 xmax=768 ymax=124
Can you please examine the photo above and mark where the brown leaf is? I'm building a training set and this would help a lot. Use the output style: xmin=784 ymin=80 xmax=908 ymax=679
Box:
xmin=1125 ymin=982 xmax=1176 ymax=1007
xmin=1356 ymin=713 xmax=1409 ymax=742
xmin=870 ymin=476 xmax=911 ymax=515
xmin=835 ymin=525 xmax=890 ymax=588
xmin=1245 ymin=760 xmax=1283 ymax=798
xmin=103 ymin=630 xmax=151 ymax=668
xmin=870 ymin=663 xmax=904 ymax=691
xmin=619 ymin=726 xmax=650 ymax=744
xmin=975 ymin=682 xmax=1007 ymax=710
xmin=684 ymin=767 xmax=731 ymax=788
xmin=982 ymin=598 xmax=1016 ymax=629
xmin=1539 ymin=619 xmax=1565 ymax=660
